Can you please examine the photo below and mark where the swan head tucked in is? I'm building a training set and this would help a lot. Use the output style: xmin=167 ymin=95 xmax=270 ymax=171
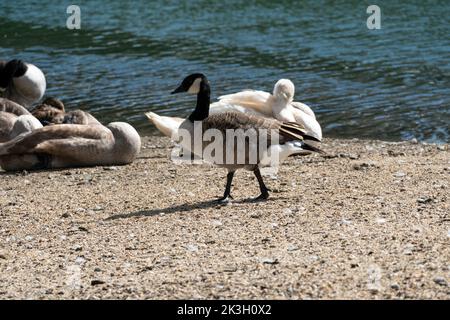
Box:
xmin=10 ymin=115 xmax=43 ymax=138
xmin=171 ymin=73 xmax=208 ymax=95
xmin=107 ymin=122 xmax=142 ymax=164
xmin=31 ymin=97 xmax=66 ymax=125
xmin=272 ymin=79 xmax=295 ymax=103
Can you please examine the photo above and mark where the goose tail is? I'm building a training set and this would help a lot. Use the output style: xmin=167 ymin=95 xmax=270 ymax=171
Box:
xmin=278 ymin=122 xmax=325 ymax=155
xmin=299 ymin=142 xmax=325 ymax=154
xmin=279 ymin=122 xmax=321 ymax=142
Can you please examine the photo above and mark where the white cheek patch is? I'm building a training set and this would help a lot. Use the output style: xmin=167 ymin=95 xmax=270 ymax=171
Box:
xmin=187 ymin=78 xmax=202 ymax=94
xmin=12 ymin=64 xmax=47 ymax=101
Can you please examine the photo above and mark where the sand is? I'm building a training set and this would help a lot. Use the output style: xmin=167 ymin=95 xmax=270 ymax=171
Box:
xmin=0 ymin=137 xmax=449 ymax=299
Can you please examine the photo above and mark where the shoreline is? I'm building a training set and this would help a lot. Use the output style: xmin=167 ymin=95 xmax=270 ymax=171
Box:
xmin=0 ymin=136 xmax=449 ymax=299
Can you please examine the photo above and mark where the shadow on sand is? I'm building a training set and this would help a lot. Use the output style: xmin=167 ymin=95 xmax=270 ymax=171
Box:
xmin=106 ymin=196 xmax=281 ymax=221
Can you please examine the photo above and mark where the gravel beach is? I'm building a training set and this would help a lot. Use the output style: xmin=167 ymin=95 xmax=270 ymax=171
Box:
xmin=0 ymin=137 xmax=448 ymax=299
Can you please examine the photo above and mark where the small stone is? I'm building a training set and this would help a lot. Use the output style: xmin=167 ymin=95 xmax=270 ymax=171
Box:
xmin=403 ymin=244 xmax=414 ymax=255
xmin=61 ymin=212 xmax=70 ymax=218
xmin=222 ymin=265 xmax=238 ymax=273
xmin=24 ymin=236 xmax=33 ymax=241
xmin=0 ymin=250 xmax=7 ymax=260
xmin=353 ymin=161 xmax=379 ymax=170
xmin=282 ymin=208 xmax=293 ymax=215
xmin=376 ymin=218 xmax=387 ymax=224
xmin=186 ymin=244 xmax=198 ymax=252
xmin=72 ymin=245 xmax=82 ymax=252
xmin=91 ymin=280 xmax=105 ymax=286
xmin=433 ymin=277 xmax=447 ymax=286
xmin=410 ymin=138 xmax=418 ymax=144
xmin=413 ymin=226 xmax=422 ymax=233
xmin=94 ymin=267 xmax=101 ymax=272
xmin=75 ymin=257 xmax=86 ymax=265
xmin=260 ymin=258 xmax=279 ymax=265
xmin=437 ymin=145 xmax=446 ymax=151
xmin=390 ymin=283 xmax=400 ymax=290
xmin=78 ymin=226 xmax=89 ymax=232
xmin=394 ymin=171 xmax=406 ymax=178
xmin=287 ymin=244 xmax=299 ymax=252
xmin=341 ymin=218 xmax=352 ymax=225
xmin=211 ymin=220 xmax=222 ymax=227
xmin=103 ymin=166 xmax=118 ymax=171
xmin=417 ymin=197 xmax=433 ymax=204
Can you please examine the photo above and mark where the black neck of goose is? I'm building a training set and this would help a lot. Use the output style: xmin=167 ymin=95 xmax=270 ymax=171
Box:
xmin=0 ymin=60 xmax=8 ymax=88
xmin=0 ymin=60 xmax=27 ymax=89
xmin=188 ymin=80 xmax=210 ymax=122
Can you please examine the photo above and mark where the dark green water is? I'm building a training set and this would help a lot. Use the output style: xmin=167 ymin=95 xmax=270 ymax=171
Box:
xmin=1 ymin=0 xmax=449 ymax=142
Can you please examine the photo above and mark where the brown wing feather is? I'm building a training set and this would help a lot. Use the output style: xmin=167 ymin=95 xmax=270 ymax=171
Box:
xmin=202 ymin=112 xmax=316 ymax=144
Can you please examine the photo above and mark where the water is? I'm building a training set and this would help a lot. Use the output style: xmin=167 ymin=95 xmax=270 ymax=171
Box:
xmin=1 ymin=0 xmax=449 ymax=142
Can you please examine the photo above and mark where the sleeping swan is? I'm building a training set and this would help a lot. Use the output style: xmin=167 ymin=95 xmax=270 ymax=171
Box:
xmin=216 ymin=79 xmax=322 ymax=140
xmin=0 ymin=122 xmax=141 ymax=171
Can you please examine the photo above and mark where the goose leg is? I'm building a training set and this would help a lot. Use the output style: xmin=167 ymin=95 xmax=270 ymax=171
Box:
xmin=253 ymin=167 xmax=270 ymax=201
xmin=218 ymin=171 xmax=235 ymax=203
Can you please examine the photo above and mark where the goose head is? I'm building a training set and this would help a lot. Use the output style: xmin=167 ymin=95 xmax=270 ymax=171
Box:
xmin=272 ymin=79 xmax=295 ymax=103
xmin=0 ymin=59 xmax=27 ymax=89
xmin=171 ymin=73 xmax=209 ymax=95
xmin=0 ymin=60 xmax=46 ymax=108
xmin=172 ymin=73 xmax=211 ymax=122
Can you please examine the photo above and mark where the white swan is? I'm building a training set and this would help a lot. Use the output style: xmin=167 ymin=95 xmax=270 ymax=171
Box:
xmin=215 ymin=79 xmax=322 ymax=140
xmin=145 ymin=79 xmax=322 ymax=141
xmin=0 ymin=59 xmax=46 ymax=109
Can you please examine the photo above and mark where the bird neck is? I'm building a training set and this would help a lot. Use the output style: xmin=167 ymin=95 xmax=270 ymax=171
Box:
xmin=0 ymin=60 xmax=9 ymax=89
xmin=188 ymin=81 xmax=211 ymax=122
xmin=0 ymin=60 xmax=27 ymax=89
xmin=272 ymin=96 xmax=290 ymax=111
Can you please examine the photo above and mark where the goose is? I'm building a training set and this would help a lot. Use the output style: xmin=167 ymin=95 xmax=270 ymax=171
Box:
xmin=170 ymin=73 xmax=322 ymax=202
xmin=0 ymin=120 xmax=141 ymax=171
xmin=31 ymin=97 xmax=101 ymax=126
xmin=0 ymin=98 xmax=42 ymax=142
xmin=0 ymin=59 xmax=46 ymax=109
xmin=145 ymin=79 xmax=322 ymax=141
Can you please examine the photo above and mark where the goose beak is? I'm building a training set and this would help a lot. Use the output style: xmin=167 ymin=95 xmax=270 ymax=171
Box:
xmin=171 ymin=85 xmax=184 ymax=94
